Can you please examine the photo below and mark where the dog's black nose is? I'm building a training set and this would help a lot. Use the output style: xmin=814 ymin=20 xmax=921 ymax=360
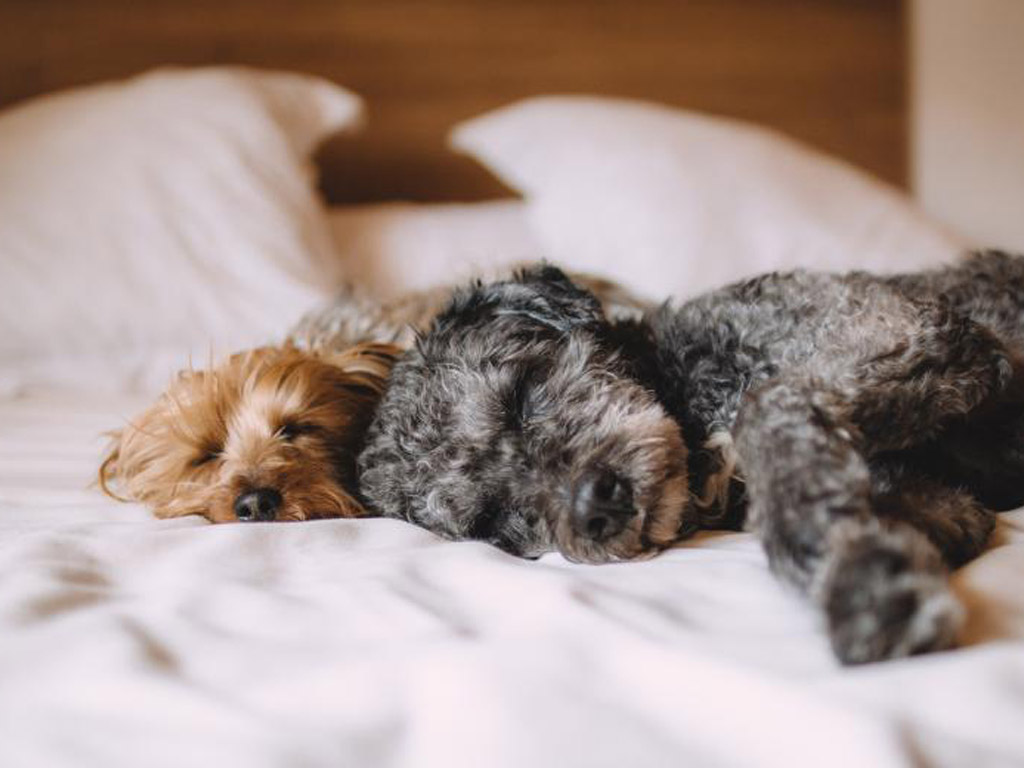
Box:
xmin=233 ymin=488 xmax=282 ymax=522
xmin=572 ymin=470 xmax=634 ymax=541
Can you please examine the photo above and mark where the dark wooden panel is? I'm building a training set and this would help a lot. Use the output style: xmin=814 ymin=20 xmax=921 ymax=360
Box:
xmin=0 ymin=0 xmax=906 ymax=202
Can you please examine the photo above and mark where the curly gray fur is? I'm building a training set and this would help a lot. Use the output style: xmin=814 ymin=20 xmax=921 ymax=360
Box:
xmin=358 ymin=252 xmax=1024 ymax=664
xmin=289 ymin=274 xmax=651 ymax=351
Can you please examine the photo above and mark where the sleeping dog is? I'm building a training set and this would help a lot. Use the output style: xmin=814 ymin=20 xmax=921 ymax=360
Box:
xmin=357 ymin=253 xmax=1024 ymax=664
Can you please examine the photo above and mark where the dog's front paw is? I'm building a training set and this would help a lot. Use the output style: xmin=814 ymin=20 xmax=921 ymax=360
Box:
xmin=823 ymin=526 xmax=963 ymax=665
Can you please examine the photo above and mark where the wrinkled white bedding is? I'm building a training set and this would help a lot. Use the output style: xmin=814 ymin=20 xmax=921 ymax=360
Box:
xmin=5 ymin=70 xmax=1021 ymax=767
xmin=2 ymin=391 xmax=1023 ymax=768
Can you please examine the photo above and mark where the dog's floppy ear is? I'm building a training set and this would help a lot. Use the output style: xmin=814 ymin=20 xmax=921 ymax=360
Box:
xmin=316 ymin=342 xmax=402 ymax=396
xmin=429 ymin=264 xmax=605 ymax=347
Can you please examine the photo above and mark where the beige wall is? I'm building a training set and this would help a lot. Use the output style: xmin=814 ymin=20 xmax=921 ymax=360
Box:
xmin=911 ymin=0 xmax=1024 ymax=250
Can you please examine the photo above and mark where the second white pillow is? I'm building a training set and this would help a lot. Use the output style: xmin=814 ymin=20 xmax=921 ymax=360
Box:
xmin=452 ymin=96 xmax=963 ymax=300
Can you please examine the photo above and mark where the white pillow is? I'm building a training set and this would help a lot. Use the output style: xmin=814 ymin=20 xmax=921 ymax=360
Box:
xmin=451 ymin=96 xmax=964 ymax=300
xmin=0 ymin=67 xmax=359 ymax=390
xmin=327 ymin=200 xmax=544 ymax=299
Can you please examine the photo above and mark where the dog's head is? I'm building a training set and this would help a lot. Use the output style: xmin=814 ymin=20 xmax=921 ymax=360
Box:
xmin=358 ymin=266 xmax=692 ymax=562
xmin=100 ymin=343 xmax=400 ymax=523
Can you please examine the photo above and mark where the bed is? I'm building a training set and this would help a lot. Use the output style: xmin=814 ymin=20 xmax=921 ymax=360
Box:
xmin=4 ymin=385 xmax=1024 ymax=767
xmin=2 ymin=3 xmax=1023 ymax=767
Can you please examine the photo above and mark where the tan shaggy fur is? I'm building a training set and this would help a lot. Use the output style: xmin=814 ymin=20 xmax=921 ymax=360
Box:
xmin=99 ymin=342 xmax=400 ymax=523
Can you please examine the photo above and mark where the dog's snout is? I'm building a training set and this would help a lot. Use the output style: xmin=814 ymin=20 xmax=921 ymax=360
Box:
xmin=572 ymin=469 xmax=634 ymax=541
xmin=233 ymin=488 xmax=282 ymax=522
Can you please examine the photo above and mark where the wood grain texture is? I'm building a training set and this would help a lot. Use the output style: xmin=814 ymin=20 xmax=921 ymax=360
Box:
xmin=0 ymin=0 xmax=906 ymax=202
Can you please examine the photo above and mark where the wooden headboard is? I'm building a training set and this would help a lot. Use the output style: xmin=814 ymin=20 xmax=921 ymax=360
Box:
xmin=0 ymin=0 xmax=906 ymax=203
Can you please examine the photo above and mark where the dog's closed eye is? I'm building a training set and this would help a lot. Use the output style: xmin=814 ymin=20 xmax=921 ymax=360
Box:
xmin=468 ymin=494 xmax=504 ymax=540
xmin=467 ymin=494 xmax=530 ymax=557
xmin=190 ymin=448 xmax=221 ymax=468
xmin=279 ymin=422 xmax=319 ymax=441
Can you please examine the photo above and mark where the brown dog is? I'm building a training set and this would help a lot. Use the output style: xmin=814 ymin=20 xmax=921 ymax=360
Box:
xmin=99 ymin=342 xmax=399 ymax=522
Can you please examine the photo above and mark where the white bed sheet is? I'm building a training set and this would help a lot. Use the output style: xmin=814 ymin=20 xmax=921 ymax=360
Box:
xmin=2 ymin=391 xmax=1024 ymax=768
xmin=3 ymin=201 xmax=1024 ymax=767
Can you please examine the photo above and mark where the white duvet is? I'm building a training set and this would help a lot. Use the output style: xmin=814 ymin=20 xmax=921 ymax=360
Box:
xmin=2 ymin=389 xmax=1023 ymax=768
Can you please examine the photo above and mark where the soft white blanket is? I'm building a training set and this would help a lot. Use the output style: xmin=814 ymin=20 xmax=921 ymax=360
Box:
xmin=2 ymin=392 xmax=1023 ymax=768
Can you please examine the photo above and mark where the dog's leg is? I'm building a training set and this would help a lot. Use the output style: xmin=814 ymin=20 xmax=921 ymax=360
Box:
xmin=900 ymin=358 xmax=1024 ymax=511
xmin=734 ymin=379 xmax=965 ymax=664
xmin=848 ymin=304 xmax=1023 ymax=508
xmin=871 ymin=464 xmax=996 ymax=568
xmin=849 ymin=302 xmax=1015 ymax=452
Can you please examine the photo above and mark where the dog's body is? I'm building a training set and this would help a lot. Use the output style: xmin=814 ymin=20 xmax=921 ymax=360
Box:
xmin=358 ymin=252 xmax=1024 ymax=663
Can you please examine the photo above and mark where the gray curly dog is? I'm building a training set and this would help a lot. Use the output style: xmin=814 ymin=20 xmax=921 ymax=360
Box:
xmin=357 ymin=252 xmax=1024 ymax=664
